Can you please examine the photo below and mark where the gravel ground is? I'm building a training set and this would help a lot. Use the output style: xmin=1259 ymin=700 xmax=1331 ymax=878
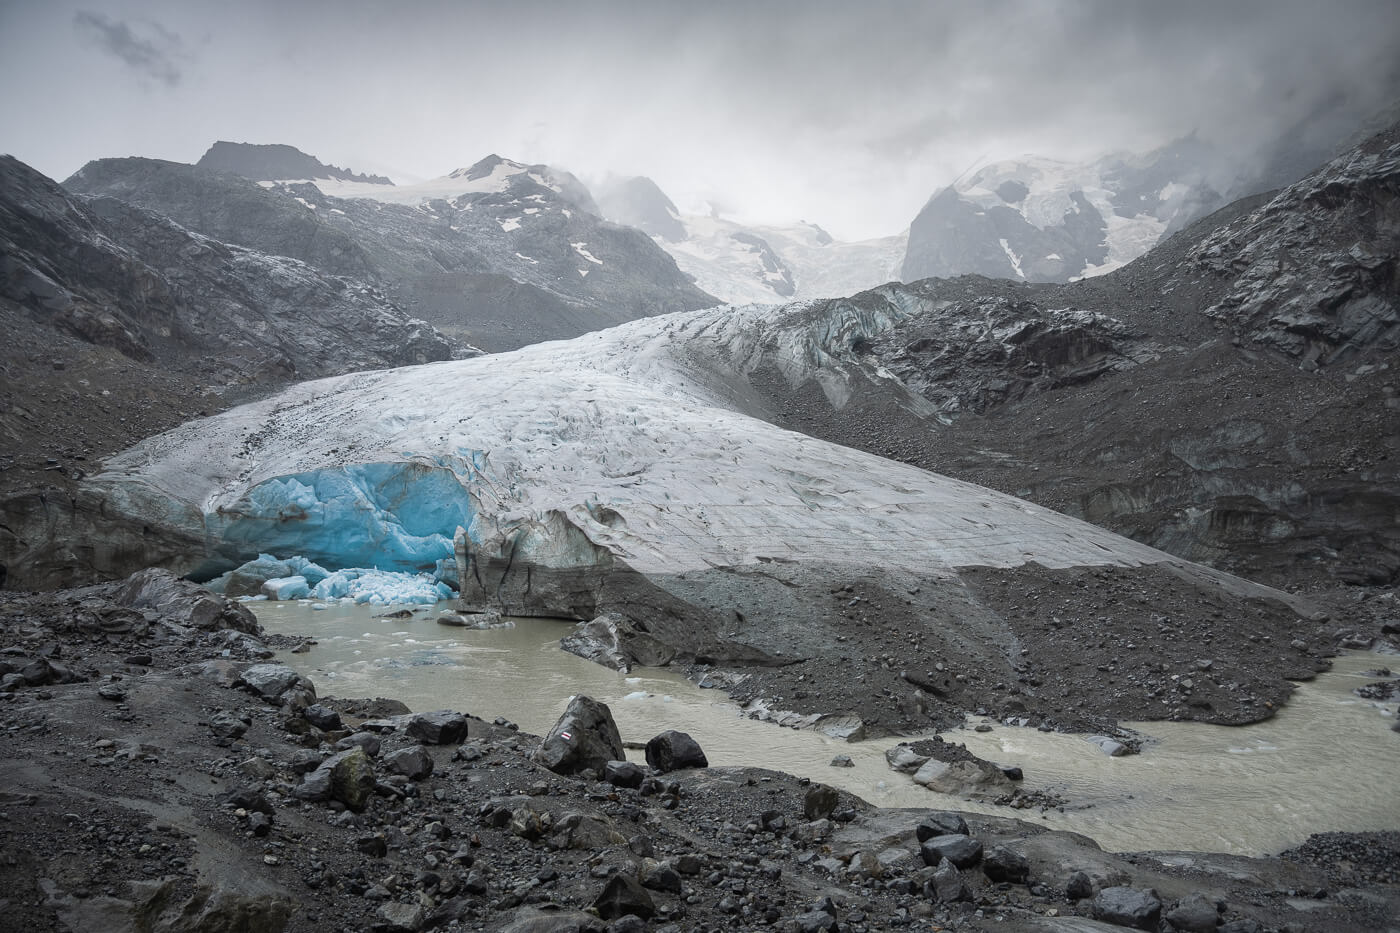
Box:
xmin=1 ymin=573 xmax=1397 ymax=933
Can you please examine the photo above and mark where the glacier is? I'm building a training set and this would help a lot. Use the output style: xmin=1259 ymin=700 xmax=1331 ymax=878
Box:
xmin=84 ymin=286 xmax=1190 ymax=596
xmin=60 ymin=281 xmax=1315 ymax=729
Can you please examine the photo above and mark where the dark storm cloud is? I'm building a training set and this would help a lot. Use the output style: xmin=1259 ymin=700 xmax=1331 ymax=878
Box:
xmin=73 ymin=10 xmax=185 ymax=87
xmin=667 ymin=0 xmax=1400 ymax=155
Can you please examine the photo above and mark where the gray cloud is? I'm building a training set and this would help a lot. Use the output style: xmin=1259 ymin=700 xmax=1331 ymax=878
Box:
xmin=73 ymin=10 xmax=184 ymax=87
xmin=4 ymin=0 xmax=1398 ymax=239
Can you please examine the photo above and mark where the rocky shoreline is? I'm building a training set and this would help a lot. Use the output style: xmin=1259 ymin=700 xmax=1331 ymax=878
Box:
xmin=1 ymin=570 xmax=1396 ymax=933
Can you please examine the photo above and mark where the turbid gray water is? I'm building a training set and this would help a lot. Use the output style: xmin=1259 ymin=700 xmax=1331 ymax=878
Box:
xmin=258 ymin=600 xmax=1400 ymax=856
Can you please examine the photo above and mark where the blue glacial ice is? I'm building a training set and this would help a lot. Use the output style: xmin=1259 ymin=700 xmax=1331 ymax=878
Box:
xmin=205 ymin=553 xmax=331 ymax=594
xmin=309 ymin=568 xmax=453 ymax=605
xmin=211 ymin=462 xmax=475 ymax=577
xmin=262 ymin=575 xmax=312 ymax=600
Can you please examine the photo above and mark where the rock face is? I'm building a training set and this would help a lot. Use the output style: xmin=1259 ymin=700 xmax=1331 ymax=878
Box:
xmin=3 ymin=156 xmax=455 ymax=380
xmin=1189 ymin=138 xmax=1400 ymax=369
xmin=65 ymin=151 xmax=718 ymax=352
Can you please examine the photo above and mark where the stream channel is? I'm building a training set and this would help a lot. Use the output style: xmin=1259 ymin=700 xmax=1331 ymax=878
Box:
xmin=257 ymin=600 xmax=1400 ymax=857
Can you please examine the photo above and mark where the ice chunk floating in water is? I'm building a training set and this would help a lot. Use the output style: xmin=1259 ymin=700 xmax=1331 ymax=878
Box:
xmin=311 ymin=568 xmax=453 ymax=605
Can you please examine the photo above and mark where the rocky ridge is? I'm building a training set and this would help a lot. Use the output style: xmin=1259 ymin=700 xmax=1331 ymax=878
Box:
xmin=67 ymin=153 xmax=719 ymax=351
xmin=197 ymin=140 xmax=393 ymax=185
xmin=0 ymin=155 xmax=459 ymax=503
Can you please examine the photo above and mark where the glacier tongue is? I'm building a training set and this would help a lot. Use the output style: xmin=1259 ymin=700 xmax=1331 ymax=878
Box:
xmin=86 ymin=297 xmax=1179 ymax=590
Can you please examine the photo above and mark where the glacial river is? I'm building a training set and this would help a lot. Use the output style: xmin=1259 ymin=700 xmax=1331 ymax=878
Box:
xmin=257 ymin=600 xmax=1400 ymax=856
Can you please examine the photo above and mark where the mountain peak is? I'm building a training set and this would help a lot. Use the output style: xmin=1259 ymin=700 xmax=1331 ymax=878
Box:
xmin=196 ymin=141 xmax=392 ymax=185
xmin=449 ymin=154 xmax=526 ymax=181
xmin=595 ymin=175 xmax=685 ymax=242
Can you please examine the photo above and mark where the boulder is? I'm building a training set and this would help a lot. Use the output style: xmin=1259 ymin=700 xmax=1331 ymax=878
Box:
xmin=644 ymin=730 xmax=708 ymax=773
xmin=915 ymin=811 xmax=969 ymax=841
xmin=604 ymin=760 xmax=645 ymax=789
xmin=1166 ymin=893 xmax=1221 ymax=932
xmin=383 ymin=746 xmax=434 ymax=780
xmin=911 ymin=758 xmax=1012 ymax=795
xmin=592 ymin=872 xmax=654 ymax=921
xmin=532 ymin=696 xmax=625 ymax=775
xmin=378 ymin=901 xmax=426 ymax=933
xmin=336 ymin=732 xmax=382 ymax=757
xmin=925 ymin=857 xmax=968 ymax=903
xmin=1092 ymin=886 xmax=1162 ymax=931
xmin=296 ymin=746 xmax=376 ymax=812
xmin=405 ymin=710 xmax=469 ymax=745
xmin=548 ymin=811 xmax=627 ymax=851
xmin=639 ymin=858 xmax=683 ymax=894
xmin=982 ymin=845 xmax=1029 ymax=884
xmin=814 ymin=713 xmax=866 ymax=742
xmin=1087 ymin=735 xmax=1131 ymax=757
xmin=1066 ymin=870 xmax=1094 ymax=900
xmin=803 ymin=784 xmax=840 ymax=821
xmin=302 ymin=704 xmax=342 ymax=731
xmin=560 ymin=611 xmax=677 ymax=672
xmin=886 ymin=745 xmax=931 ymax=772
xmin=209 ymin=711 xmax=250 ymax=741
xmin=239 ymin=663 xmax=315 ymax=706
xmin=114 ymin=567 xmax=259 ymax=633
xmin=920 ymin=834 xmax=982 ymax=869
xmin=293 ymin=767 xmax=332 ymax=803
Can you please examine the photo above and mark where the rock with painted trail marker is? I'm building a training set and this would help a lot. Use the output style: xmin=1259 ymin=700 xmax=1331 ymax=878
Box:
xmin=532 ymin=695 xmax=625 ymax=776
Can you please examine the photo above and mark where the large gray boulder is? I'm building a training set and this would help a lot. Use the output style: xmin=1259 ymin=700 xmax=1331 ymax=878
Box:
xmin=116 ymin=567 xmax=260 ymax=633
xmin=1092 ymin=885 xmax=1163 ymax=931
xmin=560 ymin=611 xmax=677 ymax=672
xmin=644 ymin=730 xmax=708 ymax=773
xmin=405 ymin=710 xmax=469 ymax=745
xmin=920 ymin=834 xmax=983 ymax=869
xmin=531 ymin=696 xmax=625 ymax=775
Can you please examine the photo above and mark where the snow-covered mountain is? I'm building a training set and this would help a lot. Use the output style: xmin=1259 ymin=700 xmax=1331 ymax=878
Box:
xmin=901 ymin=137 xmax=1227 ymax=284
xmin=595 ymin=175 xmax=906 ymax=305
xmin=306 ymin=154 xmax=601 ymax=215
xmin=66 ymin=152 xmax=716 ymax=351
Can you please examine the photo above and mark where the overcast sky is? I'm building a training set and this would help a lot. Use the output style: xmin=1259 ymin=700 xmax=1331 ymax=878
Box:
xmin=3 ymin=0 xmax=1399 ymax=240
